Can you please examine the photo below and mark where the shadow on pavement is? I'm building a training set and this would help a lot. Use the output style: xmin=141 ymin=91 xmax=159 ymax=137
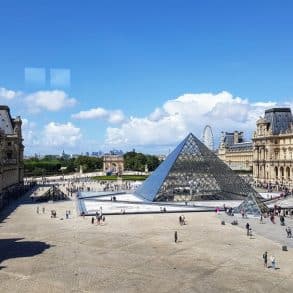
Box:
xmin=0 ymin=189 xmax=36 ymax=223
xmin=0 ymin=238 xmax=51 ymax=270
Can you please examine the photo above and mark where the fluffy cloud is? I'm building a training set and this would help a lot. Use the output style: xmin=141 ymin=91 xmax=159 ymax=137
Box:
xmin=26 ymin=90 xmax=76 ymax=112
xmin=22 ymin=118 xmax=39 ymax=147
xmin=0 ymin=87 xmax=21 ymax=99
xmin=43 ymin=122 xmax=81 ymax=146
xmin=72 ymin=107 xmax=125 ymax=124
xmin=105 ymin=91 xmax=285 ymax=147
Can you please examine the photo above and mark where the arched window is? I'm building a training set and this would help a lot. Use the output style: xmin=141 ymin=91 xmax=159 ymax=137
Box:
xmin=275 ymin=167 xmax=278 ymax=178
xmin=280 ymin=166 xmax=284 ymax=178
xmin=286 ymin=167 xmax=290 ymax=179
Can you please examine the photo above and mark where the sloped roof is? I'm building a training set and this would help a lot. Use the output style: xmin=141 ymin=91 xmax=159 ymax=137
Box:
xmin=264 ymin=108 xmax=293 ymax=135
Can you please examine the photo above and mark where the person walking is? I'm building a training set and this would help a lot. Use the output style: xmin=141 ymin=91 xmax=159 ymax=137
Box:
xmin=286 ymin=226 xmax=292 ymax=238
xmin=270 ymin=214 xmax=275 ymax=224
xmin=246 ymin=223 xmax=250 ymax=236
xmin=174 ymin=231 xmax=178 ymax=243
xmin=271 ymin=255 xmax=276 ymax=270
xmin=263 ymin=251 xmax=268 ymax=268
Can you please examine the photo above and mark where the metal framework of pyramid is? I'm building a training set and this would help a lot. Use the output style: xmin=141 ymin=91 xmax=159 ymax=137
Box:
xmin=135 ymin=133 xmax=266 ymax=204
xmin=233 ymin=193 xmax=268 ymax=215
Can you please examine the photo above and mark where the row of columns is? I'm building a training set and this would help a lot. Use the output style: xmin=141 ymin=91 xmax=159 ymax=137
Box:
xmin=254 ymin=164 xmax=293 ymax=183
xmin=254 ymin=146 xmax=293 ymax=161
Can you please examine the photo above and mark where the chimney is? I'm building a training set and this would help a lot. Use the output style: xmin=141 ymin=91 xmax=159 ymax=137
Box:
xmin=233 ymin=131 xmax=239 ymax=144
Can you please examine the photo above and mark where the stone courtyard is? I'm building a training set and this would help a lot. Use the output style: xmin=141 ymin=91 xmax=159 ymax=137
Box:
xmin=1 ymin=193 xmax=293 ymax=292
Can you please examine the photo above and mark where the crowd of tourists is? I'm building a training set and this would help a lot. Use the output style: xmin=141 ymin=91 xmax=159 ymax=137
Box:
xmin=254 ymin=181 xmax=292 ymax=197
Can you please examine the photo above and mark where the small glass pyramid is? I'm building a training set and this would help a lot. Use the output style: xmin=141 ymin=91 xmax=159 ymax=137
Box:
xmin=233 ymin=193 xmax=268 ymax=215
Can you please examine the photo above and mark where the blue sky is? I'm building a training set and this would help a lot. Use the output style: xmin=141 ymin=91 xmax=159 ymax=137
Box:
xmin=1 ymin=0 xmax=293 ymax=155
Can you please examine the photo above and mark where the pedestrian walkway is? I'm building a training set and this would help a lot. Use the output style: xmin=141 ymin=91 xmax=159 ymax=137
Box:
xmin=220 ymin=213 xmax=293 ymax=248
xmin=1 ymin=194 xmax=293 ymax=292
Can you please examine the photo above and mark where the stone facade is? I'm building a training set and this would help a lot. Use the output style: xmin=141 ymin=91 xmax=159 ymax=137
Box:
xmin=0 ymin=106 xmax=24 ymax=209
xmin=217 ymin=131 xmax=253 ymax=171
xmin=253 ymin=108 xmax=293 ymax=189
xmin=103 ymin=154 xmax=124 ymax=175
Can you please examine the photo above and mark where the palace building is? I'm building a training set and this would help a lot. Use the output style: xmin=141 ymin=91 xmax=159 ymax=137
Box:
xmin=217 ymin=131 xmax=253 ymax=172
xmin=0 ymin=106 xmax=24 ymax=209
xmin=252 ymin=107 xmax=293 ymax=189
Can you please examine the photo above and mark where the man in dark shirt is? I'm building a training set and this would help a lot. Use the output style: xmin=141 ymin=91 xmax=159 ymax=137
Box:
xmin=263 ymin=251 xmax=268 ymax=267
xmin=246 ymin=223 xmax=250 ymax=236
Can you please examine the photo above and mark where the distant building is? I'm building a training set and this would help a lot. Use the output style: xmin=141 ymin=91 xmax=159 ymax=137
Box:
xmin=109 ymin=149 xmax=124 ymax=155
xmin=253 ymin=108 xmax=293 ymax=188
xmin=157 ymin=154 xmax=166 ymax=161
xmin=0 ymin=106 xmax=24 ymax=209
xmin=91 ymin=151 xmax=103 ymax=157
xmin=103 ymin=154 xmax=124 ymax=175
xmin=217 ymin=131 xmax=253 ymax=171
xmin=60 ymin=150 xmax=70 ymax=160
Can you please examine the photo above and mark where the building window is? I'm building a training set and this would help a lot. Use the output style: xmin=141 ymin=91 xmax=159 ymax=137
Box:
xmin=280 ymin=166 xmax=284 ymax=178
xmin=286 ymin=167 xmax=290 ymax=179
xmin=275 ymin=167 xmax=278 ymax=179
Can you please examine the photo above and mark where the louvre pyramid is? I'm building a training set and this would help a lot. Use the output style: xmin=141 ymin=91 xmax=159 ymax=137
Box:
xmin=135 ymin=133 xmax=266 ymax=203
xmin=233 ymin=193 xmax=268 ymax=215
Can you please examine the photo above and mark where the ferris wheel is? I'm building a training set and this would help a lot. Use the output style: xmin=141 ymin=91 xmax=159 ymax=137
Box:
xmin=202 ymin=125 xmax=214 ymax=150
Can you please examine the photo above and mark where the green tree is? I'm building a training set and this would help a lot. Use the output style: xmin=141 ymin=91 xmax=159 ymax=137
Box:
xmin=124 ymin=151 xmax=160 ymax=171
xmin=74 ymin=156 xmax=102 ymax=172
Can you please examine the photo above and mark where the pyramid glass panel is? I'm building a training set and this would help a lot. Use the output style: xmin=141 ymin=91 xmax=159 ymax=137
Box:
xmin=135 ymin=133 xmax=266 ymax=203
xmin=233 ymin=193 xmax=268 ymax=215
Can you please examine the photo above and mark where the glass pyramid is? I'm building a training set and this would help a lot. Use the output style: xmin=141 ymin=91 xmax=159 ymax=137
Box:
xmin=233 ymin=193 xmax=268 ymax=215
xmin=135 ymin=133 xmax=266 ymax=204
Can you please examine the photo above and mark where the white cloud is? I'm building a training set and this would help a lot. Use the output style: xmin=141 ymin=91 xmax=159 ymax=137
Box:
xmin=72 ymin=107 xmax=108 ymax=119
xmin=107 ymin=110 xmax=125 ymax=124
xmin=148 ymin=107 xmax=168 ymax=121
xmin=105 ymin=91 xmax=286 ymax=147
xmin=25 ymin=90 xmax=76 ymax=112
xmin=0 ymin=87 xmax=21 ymax=99
xmin=43 ymin=122 xmax=81 ymax=146
xmin=72 ymin=107 xmax=125 ymax=124
xmin=21 ymin=118 xmax=39 ymax=146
